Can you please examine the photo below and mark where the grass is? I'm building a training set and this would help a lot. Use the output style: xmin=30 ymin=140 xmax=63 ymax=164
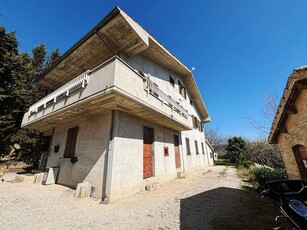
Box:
xmin=214 ymin=159 xmax=236 ymax=167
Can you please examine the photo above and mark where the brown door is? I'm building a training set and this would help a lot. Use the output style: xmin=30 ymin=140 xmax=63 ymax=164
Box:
xmin=143 ymin=127 xmax=154 ymax=179
xmin=293 ymin=145 xmax=307 ymax=181
xmin=174 ymin=135 xmax=181 ymax=168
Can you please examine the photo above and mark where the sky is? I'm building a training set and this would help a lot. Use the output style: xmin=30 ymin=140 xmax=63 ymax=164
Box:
xmin=1 ymin=0 xmax=307 ymax=140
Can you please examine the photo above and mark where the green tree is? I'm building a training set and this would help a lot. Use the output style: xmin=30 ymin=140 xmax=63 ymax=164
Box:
xmin=226 ymin=137 xmax=249 ymax=164
xmin=0 ymin=26 xmax=60 ymax=167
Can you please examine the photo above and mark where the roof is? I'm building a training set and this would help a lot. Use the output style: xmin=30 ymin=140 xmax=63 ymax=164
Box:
xmin=268 ymin=66 xmax=307 ymax=143
xmin=37 ymin=7 xmax=210 ymax=122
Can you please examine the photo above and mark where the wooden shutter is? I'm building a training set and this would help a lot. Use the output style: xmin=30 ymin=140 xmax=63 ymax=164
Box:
xmin=186 ymin=138 xmax=191 ymax=155
xmin=64 ymin=127 xmax=78 ymax=158
xmin=195 ymin=140 xmax=199 ymax=154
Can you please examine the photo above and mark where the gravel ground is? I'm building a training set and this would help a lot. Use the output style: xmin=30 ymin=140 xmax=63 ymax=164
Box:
xmin=0 ymin=166 xmax=241 ymax=230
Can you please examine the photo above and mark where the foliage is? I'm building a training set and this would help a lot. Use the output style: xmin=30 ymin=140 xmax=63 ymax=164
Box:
xmin=246 ymin=139 xmax=284 ymax=168
xmin=226 ymin=137 xmax=250 ymax=164
xmin=0 ymin=26 xmax=60 ymax=166
xmin=251 ymin=167 xmax=287 ymax=186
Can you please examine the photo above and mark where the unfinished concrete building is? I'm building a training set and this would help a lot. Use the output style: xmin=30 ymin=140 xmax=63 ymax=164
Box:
xmin=21 ymin=7 xmax=214 ymax=202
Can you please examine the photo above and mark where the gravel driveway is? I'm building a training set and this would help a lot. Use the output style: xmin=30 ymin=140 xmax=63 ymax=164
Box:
xmin=0 ymin=166 xmax=241 ymax=230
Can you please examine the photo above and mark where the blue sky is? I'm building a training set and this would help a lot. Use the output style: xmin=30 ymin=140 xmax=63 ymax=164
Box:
xmin=1 ymin=0 xmax=307 ymax=139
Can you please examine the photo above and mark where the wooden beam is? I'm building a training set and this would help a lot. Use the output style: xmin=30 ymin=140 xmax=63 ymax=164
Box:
xmin=285 ymin=104 xmax=298 ymax=114
xmin=278 ymin=126 xmax=288 ymax=134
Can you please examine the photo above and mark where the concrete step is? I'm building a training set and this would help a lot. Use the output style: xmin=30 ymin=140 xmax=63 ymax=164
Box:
xmin=177 ymin=172 xmax=186 ymax=179
xmin=145 ymin=182 xmax=160 ymax=191
xmin=15 ymin=173 xmax=35 ymax=182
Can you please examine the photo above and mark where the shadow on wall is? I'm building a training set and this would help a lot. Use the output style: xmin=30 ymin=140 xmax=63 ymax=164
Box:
xmin=180 ymin=187 xmax=283 ymax=230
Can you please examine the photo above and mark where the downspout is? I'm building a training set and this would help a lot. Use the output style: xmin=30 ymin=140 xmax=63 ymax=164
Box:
xmin=203 ymin=125 xmax=211 ymax=166
xmin=179 ymin=132 xmax=185 ymax=173
xmin=100 ymin=110 xmax=116 ymax=204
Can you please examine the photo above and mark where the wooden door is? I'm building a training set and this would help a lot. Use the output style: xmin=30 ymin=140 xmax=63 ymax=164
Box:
xmin=174 ymin=135 xmax=181 ymax=168
xmin=143 ymin=127 xmax=153 ymax=179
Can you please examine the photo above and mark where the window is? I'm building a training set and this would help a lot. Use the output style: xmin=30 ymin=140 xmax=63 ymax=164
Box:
xmin=169 ymin=76 xmax=175 ymax=87
xmin=178 ymin=80 xmax=186 ymax=99
xmin=201 ymin=142 xmax=205 ymax=154
xmin=186 ymin=138 xmax=191 ymax=155
xmin=64 ymin=127 xmax=79 ymax=158
xmin=195 ymin=140 xmax=199 ymax=154
xmin=192 ymin=115 xmax=198 ymax=129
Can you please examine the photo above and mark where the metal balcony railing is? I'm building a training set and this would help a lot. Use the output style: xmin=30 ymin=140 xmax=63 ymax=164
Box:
xmin=145 ymin=79 xmax=188 ymax=118
xmin=28 ymin=70 xmax=90 ymax=116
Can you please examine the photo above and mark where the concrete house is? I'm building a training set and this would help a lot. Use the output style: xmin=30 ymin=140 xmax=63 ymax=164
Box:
xmin=21 ymin=7 xmax=213 ymax=202
xmin=269 ymin=66 xmax=307 ymax=181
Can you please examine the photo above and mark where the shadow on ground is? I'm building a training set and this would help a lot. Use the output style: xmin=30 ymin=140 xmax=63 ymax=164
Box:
xmin=180 ymin=186 xmax=291 ymax=230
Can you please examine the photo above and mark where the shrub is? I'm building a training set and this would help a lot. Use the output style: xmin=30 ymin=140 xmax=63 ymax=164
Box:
xmin=251 ymin=167 xmax=287 ymax=186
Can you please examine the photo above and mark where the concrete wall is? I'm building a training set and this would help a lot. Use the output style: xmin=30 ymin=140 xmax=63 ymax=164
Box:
xmin=109 ymin=111 xmax=179 ymax=201
xmin=120 ymin=53 xmax=202 ymax=120
xmin=46 ymin=111 xmax=112 ymax=198
xmin=277 ymin=89 xmax=307 ymax=179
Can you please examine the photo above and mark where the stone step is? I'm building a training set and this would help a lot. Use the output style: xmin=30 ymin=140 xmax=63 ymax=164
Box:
xmin=177 ymin=172 xmax=186 ymax=179
xmin=15 ymin=173 xmax=35 ymax=182
xmin=145 ymin=182 xmax=160 ymax=191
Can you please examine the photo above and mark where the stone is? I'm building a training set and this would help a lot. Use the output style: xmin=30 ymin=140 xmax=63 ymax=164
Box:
xmin=145 ymin=182 xmax=160 ymax=191
xmin=177 ymin=172 xmax=186 ymax=179
xmin=74 ymin=182 xmax=92 ymax=199
xmin=33 ymin=173 xmax=45 ymax=184
xmin=15 ymin=174 xmax=35 ymax=182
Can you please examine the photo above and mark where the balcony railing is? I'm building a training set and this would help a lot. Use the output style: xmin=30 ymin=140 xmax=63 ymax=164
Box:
xmin=28 ymin=70 xmax=90 ymax=116
xmin=145 ymin=79 xmax=188 ymax=118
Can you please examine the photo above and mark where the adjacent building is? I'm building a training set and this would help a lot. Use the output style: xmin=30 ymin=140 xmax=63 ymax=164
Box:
xmin=21 ymin=7 xmax=214 ymax=202
xmin=269 ymin=66 xmax=307 ymax=181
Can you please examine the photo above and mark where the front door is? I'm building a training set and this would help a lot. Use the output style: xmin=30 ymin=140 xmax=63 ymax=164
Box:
xmin=174 ymin=135 xmax=181 ymax=168
xmin=143 ymin=127 xmax=153 ymax=179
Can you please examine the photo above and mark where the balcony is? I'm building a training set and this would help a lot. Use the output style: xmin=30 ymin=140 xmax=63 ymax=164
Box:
xmin=22 ymin=56 xmax=193 ymax=131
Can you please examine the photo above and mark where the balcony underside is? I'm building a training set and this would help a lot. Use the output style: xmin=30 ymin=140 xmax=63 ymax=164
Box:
xmin=23 ymin=89 xmax=192 ymax=132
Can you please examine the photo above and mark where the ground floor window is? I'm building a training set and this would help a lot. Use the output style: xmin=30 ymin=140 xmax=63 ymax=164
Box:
xmin=292 ymin=145 xmax=307 ymax=181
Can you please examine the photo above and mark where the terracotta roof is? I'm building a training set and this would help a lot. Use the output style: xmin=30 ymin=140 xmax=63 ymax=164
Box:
xmin=268 ymin=66 xmax=307 ymax=143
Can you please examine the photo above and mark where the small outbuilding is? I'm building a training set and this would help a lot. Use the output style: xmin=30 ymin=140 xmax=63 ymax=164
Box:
xmin=269 ymin=66 xmax=307 ymax=180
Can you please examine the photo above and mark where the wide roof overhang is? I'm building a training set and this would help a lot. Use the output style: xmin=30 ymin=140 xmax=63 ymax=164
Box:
xmin=37 ymin=7 xmax=210 ymax=122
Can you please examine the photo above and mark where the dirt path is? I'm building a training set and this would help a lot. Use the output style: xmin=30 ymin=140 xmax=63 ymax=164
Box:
xmin=0 ymin=166 xmax=242 ymax=230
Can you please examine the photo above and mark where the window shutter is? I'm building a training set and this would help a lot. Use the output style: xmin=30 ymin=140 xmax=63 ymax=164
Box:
xmin=64 ymin=127 xmax=79 ymax=158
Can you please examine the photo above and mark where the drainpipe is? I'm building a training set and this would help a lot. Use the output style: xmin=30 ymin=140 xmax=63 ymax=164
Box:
xmin=203 ymin=125 xmax=211 ymax=166
xmin=179 ymin=132 xmax=185 ymax=173
xmin=100 ymin=110 xmax=116 ymax=204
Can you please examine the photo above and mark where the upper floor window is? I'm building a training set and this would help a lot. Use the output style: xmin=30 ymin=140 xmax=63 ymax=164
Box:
xmin=178 ymin=80 xmax=186 ymax=99
xmin=169 ymin=75 xmax=175 ymax=87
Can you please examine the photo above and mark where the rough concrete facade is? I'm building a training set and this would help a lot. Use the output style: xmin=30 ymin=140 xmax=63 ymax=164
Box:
xmin=21 ymin=7 xmax=213 ymax=202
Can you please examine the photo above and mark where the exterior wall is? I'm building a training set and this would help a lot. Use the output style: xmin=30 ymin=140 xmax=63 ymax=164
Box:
xmin=110 ymin=111 xmax=178 ymax=201
xmin=46 ymin=111 xmax=112 ymax=198
xmin=120 ymin=53 xmax=202 ymax=120
xmin=276 ymin=89 xmax=307 ymax=179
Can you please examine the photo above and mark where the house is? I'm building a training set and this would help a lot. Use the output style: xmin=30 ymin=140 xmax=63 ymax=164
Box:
xmin=269 ymin=66 xmax=307 ymax=181
xmin=21 ymin=7 xmax=214 ymax=202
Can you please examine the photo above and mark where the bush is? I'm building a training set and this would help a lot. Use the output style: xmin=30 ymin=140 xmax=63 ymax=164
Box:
xmin=251 ymin=167 xmax=287 ymax=186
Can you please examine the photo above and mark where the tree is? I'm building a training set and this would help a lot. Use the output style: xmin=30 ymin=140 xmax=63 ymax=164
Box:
xmin=205 ymin=127 xmax=226 ymax=147
xmin=246 ymin=139 xmax=284 ymax=168
xmin=0 ymin=26 xmax=60 ymax=166
xmin=226 ymin=137 xmax=249 ymax=164
xmin=0 ymin=27 xmax=19 ymax=155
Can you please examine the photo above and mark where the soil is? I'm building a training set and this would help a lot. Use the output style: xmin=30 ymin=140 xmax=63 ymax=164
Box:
xmin=0 ymin=166 xmax=263 ymax=230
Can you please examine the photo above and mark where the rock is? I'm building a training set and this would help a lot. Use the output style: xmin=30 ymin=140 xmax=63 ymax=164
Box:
xmin=74 ymin=182 xmax=92 ymax=198
xmin=145 ymin=182 xmax=160 ymax=191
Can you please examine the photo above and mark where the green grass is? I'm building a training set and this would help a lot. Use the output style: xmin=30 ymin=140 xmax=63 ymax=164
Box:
xmin=214 ymin=159 xmax=236 ymax=167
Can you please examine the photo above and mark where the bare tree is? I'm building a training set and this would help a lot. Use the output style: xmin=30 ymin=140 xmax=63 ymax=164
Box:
xmin=246 ymin=89 xmax=279 ymax=135
xmin=205 ymin=127 xmax=226 ymax=146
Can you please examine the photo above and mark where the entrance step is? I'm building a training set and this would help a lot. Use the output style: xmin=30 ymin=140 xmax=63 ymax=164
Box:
xmin=177 ymin=172 xmax=186 ymax=179
xmin=145 ymin=182 xmax=160 ymax=191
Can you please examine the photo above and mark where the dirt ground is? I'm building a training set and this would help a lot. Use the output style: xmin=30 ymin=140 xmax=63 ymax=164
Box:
xmin=0 ymin=166 xmax=256 ymax=230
